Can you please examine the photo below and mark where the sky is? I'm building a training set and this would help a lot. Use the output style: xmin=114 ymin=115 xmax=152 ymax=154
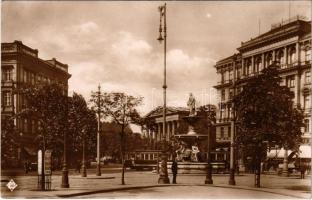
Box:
xmin=2 ymin=1 xmax=311 ymax=123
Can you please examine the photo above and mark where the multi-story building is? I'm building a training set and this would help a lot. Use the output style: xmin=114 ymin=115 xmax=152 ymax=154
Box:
xmin=1 ymin=40 xmax=71 ymax=166
xmin=214 ymin=16 xmax=311 ymax=168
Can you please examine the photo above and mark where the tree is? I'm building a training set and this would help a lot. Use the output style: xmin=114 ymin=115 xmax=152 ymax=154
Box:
xmin=1 ymin=117 xmax=19 ymax=168
xmin=233 ymin=63 xmax=304 ymax=187
xmin=68 ymin=93 xmax=97 ymax=167
xmin=101 ymin=122 xmax=132 ymax=161
xmin=18 ymin=83 xmax=68 ymax=161
xmin=102 ymin=92 xmax=143 ymax=185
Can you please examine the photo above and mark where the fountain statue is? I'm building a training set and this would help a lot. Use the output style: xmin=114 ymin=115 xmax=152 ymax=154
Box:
xmin=173 ymin=93 xmax=209 ymax=166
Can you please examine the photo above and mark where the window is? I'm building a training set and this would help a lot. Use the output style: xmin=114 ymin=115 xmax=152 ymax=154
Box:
xmin=228 ymin=126 xmax=231 ymax=139
xmin=2 ymin=68 xmax=13 ymax=81
xmin=229 ymin=106 xmax=233 ymax=118
xmin=221 ymin=72 xmax=225 ymax=83
xmin=23 ymin=70 xmax=27 ymax=83
xmin=31 ymin=73 xmax=35 ymax=85
xmin=266 ymin=53 xmax=273 ymax=66
xmin=305 ymin=71 xmax=311 ymax=84
xmin=276 ymin=50 xmax=285 ymax=66
xmin=3 ymin=92 xmax=12 ymax=106
xmin=255 ymin=57 xmax=262 ymax=73
xmin=229 ymin=89 xmax=233 ymax=99
xmin=220 ymin=107 xmax=225 ymax=121
xmin=304 ymin=119 xmax=309 ymax=133
xmin=220 ymin=127 xmax=224 ymax=139
xmin=245 ymin=60 xmax=252 ymax=75
xmin=286 ymin=76 xmax=295 ymax=88
xmin=237 ymin=67 xmax=241 ymax=79
xmin=305 ymin=48 xmax=311 ymax=62
xmin=221 ymin=90 xmax=225 ymax=101
xmin=304 ymin=95 xmax=310 ymax=110
xmin=229 ymin=70 xmax=233 ymax=81
xmin=288 ymin=47 xmax=296 ymax=64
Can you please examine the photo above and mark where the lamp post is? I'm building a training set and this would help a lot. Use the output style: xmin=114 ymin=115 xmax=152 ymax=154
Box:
xmin=81 ymin=128 xmax=87 ymax=177
xmin=205 ymin=106 xmax=213 ymax=184
xmin=61 ymin=97 xmax=69 ymax=188
xmin=157 ymin=3 xmax=170 ymax=184
xmin=229 ymin=58 xmax=237 ymax=185
xmin=38 ymin=126 xmax=46 ymax=190
xmin=96 ymin=84 xmax=102 ymax=176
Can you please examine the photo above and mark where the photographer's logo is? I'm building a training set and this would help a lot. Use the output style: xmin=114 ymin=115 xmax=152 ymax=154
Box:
xmin=6 ymin=179 xmax=17 ymax=192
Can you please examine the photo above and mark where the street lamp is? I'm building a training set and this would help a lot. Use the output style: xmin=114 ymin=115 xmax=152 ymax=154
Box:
xmin=96 ymin=84 xmax=102 ymax=176
xmin=205 ymin=106 xmax=213 ymax=184
xmin=81 ymin=128 xmax=87 ymax=177
xmin=157 ymin=3 xmax=170 ymax=184
xmin=61 ymin=97 xmax=69 ymax=188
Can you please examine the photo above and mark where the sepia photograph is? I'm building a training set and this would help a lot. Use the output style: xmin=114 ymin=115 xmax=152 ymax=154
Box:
xmin=1 ymin=0 xmax=311 ymax=199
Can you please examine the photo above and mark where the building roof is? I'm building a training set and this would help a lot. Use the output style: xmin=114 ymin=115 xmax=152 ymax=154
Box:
xmin=238 ymin=16 xmax=311 ymax=52
xmin=144 ymin=106 xmax=189 ymax=119
xmin=1 ymin=40 xmax=71 ymax=77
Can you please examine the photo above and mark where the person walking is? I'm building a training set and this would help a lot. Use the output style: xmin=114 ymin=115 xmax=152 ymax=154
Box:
xmin=171 ymin=157 xmax=178 ymax=184
xmin=24 ymin=160 xmax=30 ymax=174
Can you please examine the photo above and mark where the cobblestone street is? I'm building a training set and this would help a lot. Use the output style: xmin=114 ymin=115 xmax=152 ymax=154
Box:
xmin=1 ymin=170 xmax=310 ymax=198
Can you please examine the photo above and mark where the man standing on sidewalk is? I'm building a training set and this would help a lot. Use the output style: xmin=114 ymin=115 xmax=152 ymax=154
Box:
xmin=171 ymin=157 xmax=178 ymax=184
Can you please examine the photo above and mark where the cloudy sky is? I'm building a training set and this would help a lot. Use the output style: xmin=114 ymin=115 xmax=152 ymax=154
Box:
xmin=2 ymin=1 xmax=311 ymax=117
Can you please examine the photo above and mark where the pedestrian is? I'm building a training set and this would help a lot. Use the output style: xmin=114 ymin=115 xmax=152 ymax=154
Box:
xmin=24 ymin=160 xmax=29 ymax=174
xmin=300 ymin=164 xmax=306 ymax=179
xmin=171 ymin=157 xmax=178 ymax=184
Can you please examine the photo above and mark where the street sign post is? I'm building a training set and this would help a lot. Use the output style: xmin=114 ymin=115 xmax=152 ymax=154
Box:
xmin=44 ymin=150 xmax=52 ymax=175
xmin=38 ymin=150 xmax=42 ymax=175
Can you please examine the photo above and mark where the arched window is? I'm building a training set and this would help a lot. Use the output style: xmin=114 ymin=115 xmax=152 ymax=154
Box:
xmin=288 ymin=47 xmax=296 ymax=65
xmin=266 ymin=52 xmax=273 ymax=67
xmin=245 ymin=59 xmax=252 ymax=76
xmin=276 ymin=50 xmax=284 ymax=67
xmin=255 ymin=57 xmax=262 ymax=73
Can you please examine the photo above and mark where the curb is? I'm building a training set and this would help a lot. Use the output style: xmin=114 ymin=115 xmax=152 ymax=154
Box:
xmin=56 ymin=183 xmax=309 ymax=198
xmin=57 ymin=184 xmax=170 ymax=198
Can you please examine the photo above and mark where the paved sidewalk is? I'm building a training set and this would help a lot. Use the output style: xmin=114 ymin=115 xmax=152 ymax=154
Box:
xmin=1 ymin=171 xmax=311 ymax=198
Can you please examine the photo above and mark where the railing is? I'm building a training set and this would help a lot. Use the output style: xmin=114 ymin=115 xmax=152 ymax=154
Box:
xmin=271 ymin=15 xmax=308 ymax=29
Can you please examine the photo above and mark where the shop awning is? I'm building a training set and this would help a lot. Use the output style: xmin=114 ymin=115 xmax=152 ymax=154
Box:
xmin=267 ymin=145 xmax=311 ymax=159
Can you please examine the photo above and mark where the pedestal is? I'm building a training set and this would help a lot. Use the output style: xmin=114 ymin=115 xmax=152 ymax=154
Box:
xmin=96 ymin=163 xmax=101 ymax=176
xmin=81 ymin=163 xmax=87 ymax=177
xmin=228 ymin=169 xmax=236 ymax=185
xmin=205 ymin=164 xmax=213 ymax=184
xmin=158 ymin=153 xmax=170 ymax=184
xmin=61 ymin=165 xmax=69 ymax=188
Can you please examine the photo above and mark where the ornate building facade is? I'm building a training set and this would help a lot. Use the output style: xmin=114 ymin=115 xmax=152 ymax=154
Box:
xmin=142 ymin=106 xmax=189 ymax=149
xmin=214 ymin=16 xmax=311 ymax=168
xmin=1 ymin=40 xmax=71 ymax=165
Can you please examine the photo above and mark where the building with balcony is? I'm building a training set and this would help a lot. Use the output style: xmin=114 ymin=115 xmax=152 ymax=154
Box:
xmin=1 ymin=40 xmax=71 ymax=166
xmin=214 ymin=16 xmax=311 ymax=168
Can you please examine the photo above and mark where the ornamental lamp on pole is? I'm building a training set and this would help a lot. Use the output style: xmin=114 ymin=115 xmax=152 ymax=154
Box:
xmin=157 ymin=3 xmax=170 ymax=184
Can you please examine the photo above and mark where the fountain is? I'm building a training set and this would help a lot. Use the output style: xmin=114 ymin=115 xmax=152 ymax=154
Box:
xmin=167 ymin=93 xmax=209 ymax=174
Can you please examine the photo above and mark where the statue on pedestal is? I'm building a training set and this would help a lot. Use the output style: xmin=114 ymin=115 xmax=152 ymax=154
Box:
xmin=187 ymin=93 xmax=196 ymax=116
